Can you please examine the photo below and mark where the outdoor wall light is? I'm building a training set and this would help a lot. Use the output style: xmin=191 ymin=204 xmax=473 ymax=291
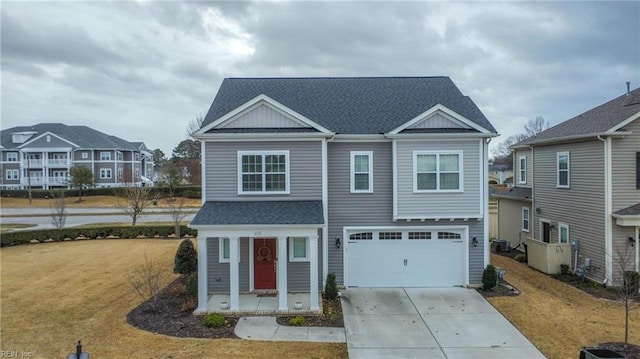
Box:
xmin=536 ymin=207 xmax=542 ymax=214
xmin=629 ymin=236 xmax=636 ymax=247
xmin=335 ymin=238 xmax=341 ymax=249
xmin=472 ymin=237 xmax=478 ymax=247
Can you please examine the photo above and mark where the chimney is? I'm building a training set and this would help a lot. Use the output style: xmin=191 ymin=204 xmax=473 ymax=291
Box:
xmin=626 ymin=81 xmax=631 ymax=96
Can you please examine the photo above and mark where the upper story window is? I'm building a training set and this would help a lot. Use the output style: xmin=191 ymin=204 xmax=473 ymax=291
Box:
xmin=81 ymin=152 xmax=89 ymax=159
xmin=238 ymin=151 xmax=289 ymax=194
xmin=518 ymin=156 xmax=527 ymax=184
xmin=6 ymin=152 xmax=18 ymax=162
xmin=100 ymin=151 xmax=111 ymax=161
xmin=350 ymin=151 xmax=373 ymax=193
xmin=522 ymin=207 xmax=530 ymax=232
xmin=557 ymin=152 xmax=570 ymax=188
xmin=413 ymin=151 xmax=463 ymax=192
xmin=135 ymin=153 xmax=140 ymax=161
xmin=116 ymin=151 xmax=123 ymax=161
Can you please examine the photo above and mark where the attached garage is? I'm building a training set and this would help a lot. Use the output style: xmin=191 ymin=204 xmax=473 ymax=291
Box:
xmin=344 ymin=226 xmax=468 ymax=287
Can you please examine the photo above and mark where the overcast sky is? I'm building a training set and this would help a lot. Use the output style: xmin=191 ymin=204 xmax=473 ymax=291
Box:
xmin=2 ymin=1 xmax=639 ymax=157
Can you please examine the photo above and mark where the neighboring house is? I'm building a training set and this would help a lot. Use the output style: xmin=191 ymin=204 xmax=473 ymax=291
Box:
xmin=189 ymin=77 xmax=498 ymax=313
xmin=496 ymin=87 xmax=640 ymax=285
xmin=488 ymin=163 xmax=513 ymax=185
xmin=0 ymin=123 xmax=154 ymax=189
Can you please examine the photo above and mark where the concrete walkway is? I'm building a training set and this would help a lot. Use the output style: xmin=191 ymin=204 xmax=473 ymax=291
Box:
xmin=234 ymin=316 xmax=345 ymax=343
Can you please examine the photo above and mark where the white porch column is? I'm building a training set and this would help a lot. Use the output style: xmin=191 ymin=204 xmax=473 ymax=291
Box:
xmin=229 ymin=237 xmax=240 ymax=311
xmin=309 ymin=235 xmax=320 ymax=310
xmin=196 ymin=237 xmax=208 ymax=313
xmin=277 ymin=236 xmax=288 ymax=310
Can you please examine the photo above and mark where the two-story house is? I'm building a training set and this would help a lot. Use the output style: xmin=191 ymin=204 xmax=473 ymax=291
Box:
xmin=0 ymin=123 xmax=154 ymax=189
xmin=495 ymin=86 xmax=640 ymax=285
xmin=190 ymin=77 xmax=498 ymax=313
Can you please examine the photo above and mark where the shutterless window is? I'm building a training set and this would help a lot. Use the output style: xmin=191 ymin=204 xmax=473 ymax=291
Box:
xmin=219 ymin=238 xmax=240 ymax=263
xmin=100 ymin=169 xmax=112 ymax=179
xmin=81 ymin=152 xmax=89 ymax=159
xmin=379 ymin=232 xmax=402 ymax=240
xmin=289 ymin=237 xmax=308 ymax=261
xmin=100 ymin=152 xmax=111 ymax=161
xmin=116 ymin=152 xmax=123 ymax=161
xmin=414 ymin=152 xmax=462 ymax=191
xmin=349 ymin=232 xmax=373 ymax=240
xmin=6 ymin=153 xmax=17 ymax=162
xmin=351 ymin=151 xmax=373 ymax=193
xmin=437 ymin=232 xmax=461 ymax=240
xmin=522 ymin=207 xmax=530 ymax=232
xmin=238 ymin=152 xmax=288 ymax=194
xmin=519 ymin=156 xmax=527 ymax=184
xmin=408 ymin=232 xmax=431 ymax=240
xmin=557 ymin=152 xmax=570 ymax=188
xmin=5 ymin=169 xmax=18 ymax=180
xmin=558 ymin=223 xmax=569 ymax=244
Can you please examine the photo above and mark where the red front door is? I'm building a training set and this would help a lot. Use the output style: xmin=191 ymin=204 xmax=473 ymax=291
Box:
xmin=254 ymin=238 xmax=277 ymax=289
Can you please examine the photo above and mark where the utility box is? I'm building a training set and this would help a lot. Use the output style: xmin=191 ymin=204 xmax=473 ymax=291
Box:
xmin=579 ymin=347 xmax=625 ymax=359
xmin=493 ymin=239 xmax=510 ymax=253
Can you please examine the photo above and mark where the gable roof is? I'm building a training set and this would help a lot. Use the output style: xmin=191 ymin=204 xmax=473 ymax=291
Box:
xmin=513 ymin=87 xmax=640 ymax=147
xmin=0 ymin=123 xmax=145 ymax=150
xmin=200 ymin=77 xmax=496 ymax=135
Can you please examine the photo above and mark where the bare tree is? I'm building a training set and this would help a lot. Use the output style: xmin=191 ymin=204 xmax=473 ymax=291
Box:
xmin=166 ymin=191 xmax=189 ymax=238
xmin=612 ymin=243 xmax=640 ymax=347
xmin=128 ymin=254 xmax=172 ymax=309
xmin=524 ymin=116 xmax=550 ymax=137
xmin=185 ymin=114 xmax=204 ymax=137
xmin=491 ymin=116 xmax=550 ymax=160
xmin=116 ymin=184 xmax=153 ymax=226
xmin=491 ymin=133 xmax=528 ymax=159
xmin=49 ymin=189 xmax=67 ymax=229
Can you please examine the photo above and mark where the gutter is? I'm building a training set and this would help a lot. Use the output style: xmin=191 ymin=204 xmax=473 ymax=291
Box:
xmin=511 ymin=131 xmax=631 ymax=149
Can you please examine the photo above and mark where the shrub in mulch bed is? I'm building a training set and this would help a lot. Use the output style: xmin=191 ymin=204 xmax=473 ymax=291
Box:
xmin=277 ymin=298 xmax=344 ymax=327
xmin=126 ymin=276 xmax=238 ymax=339
xmin=598 ymin=343 xmax=640 ymax=359
xmin=477 ymin=280 xmax=519 ymax=298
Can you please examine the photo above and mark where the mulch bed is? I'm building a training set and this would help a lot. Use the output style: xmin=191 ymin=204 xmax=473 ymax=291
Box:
xmin=276 ymin=298 xmax=343 ymax=327
xmin=477 ymin=280 xmax=519 ymax=298
xmin=599 ymin=342 xmax=640 ymax=359
xmin=126 ymin=276 xmax=238 ymax=339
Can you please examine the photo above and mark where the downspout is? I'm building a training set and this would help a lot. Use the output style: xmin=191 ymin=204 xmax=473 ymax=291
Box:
xmin=321 ymin=135 xmax=334 ymax=287
xmin=528 ymin=145 xmax=534 ymax=241
xmin=484 ymin=137 xmax=491 ymax=268
xmin=597 ymin=135 xmax=612 ymax=285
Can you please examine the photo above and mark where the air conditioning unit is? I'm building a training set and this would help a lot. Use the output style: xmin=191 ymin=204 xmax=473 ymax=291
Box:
xmin=579 ymin=347 xmax=625 ymax=359
xmin=493 ymin=239 xmax=511 ymax=253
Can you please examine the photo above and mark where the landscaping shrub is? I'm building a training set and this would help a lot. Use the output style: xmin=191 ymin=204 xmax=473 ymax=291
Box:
xmin=202 ymin=313 xmax=226 ymax=328
xmin=324 ymin=273 xmax=338 ymax=301
xmin=514 ymin=253 xmax=527 ymax=263
xmin=623 ymin=271 xmax=640 ymax=295
xmin=289 ymin=316 xmax=305 ymax=326
xmin=185 ymin=272 xmax=198 ymax=299
xmin=482 ymin=264 xmax=498 ymax=290
xmin=181 ymin=298 xmax=197 ymax=312
xmin=560 ymin=264 xmax=570 ymax=275
xmin=168 ymin=282 xmax=187 ymax=297
xmin=174 ymin=239 xmax=197 ymax=274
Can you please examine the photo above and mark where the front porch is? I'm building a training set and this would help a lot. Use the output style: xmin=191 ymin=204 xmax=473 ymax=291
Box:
xmin=205 ymin=292 xmax=321 ymax=315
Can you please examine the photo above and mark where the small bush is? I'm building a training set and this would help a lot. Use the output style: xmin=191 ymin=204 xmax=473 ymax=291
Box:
xmin=202 ymin=313 xmax=226 ymax=328
xmin=324 ymin=273 xmax=338 ymax=301
xmin=185 ymin=272 xmax=198 ymax=299
xmin=560 ymin=264 xmax=570 ymax=275
xmin=181 ymin=298 xmax=197 ymax=312
xmin=289 ymin=316 xmax=305 ymax=326
xmin=623 ymin=271 xmax=640 ymax=294
xmin=174 ymin=239 xmax=197 ymax=275
xmin=168 ymin=282 xmax=186 ymax=297
xmin=482 ymin=264 xmax=498 ymax=291
xmin=514 ymin=253 xmax=527 ymax=263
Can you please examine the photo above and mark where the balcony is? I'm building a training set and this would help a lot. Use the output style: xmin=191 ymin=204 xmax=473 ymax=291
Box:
xmin=22 ymin=159 xmax=44 ymax=167
xmin=20 ymin=177 xmax=69 ymax=186
xmin=47 ymin=159 xmax=71 ymax=167
xmin=21 ymin=177 xmax=45 ymax=186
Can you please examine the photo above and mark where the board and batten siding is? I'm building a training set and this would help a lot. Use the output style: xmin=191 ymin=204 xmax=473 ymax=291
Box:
xmin=204 ymin=140 xmax=322 ymax=201
xmin=327 ymin=141 xmax=485 ymax=285
xmin=513 ymin=148 xmax=533 ymax=187
xmin=533 ymin=140 xmax=606 ymax=281
xmin=395 ymin=139 xmax=481 ymax=218
xmin=611 ymin=118 xmax=640 ymax=212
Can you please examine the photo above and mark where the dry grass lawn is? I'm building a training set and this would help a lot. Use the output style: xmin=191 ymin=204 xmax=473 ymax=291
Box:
xmin=0 ymin=240 xmax=347 ymax=359
xmin=0 ymin=195 xmax=201 ymax=208
xmin=489 ymin=254 xmax=640 ymax=359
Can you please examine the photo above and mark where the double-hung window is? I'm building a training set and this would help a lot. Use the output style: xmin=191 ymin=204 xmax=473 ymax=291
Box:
xmin=522 ymin=207 xmax=530 ymax=232
xmin=557 ymin=152 xmax=570 ymax=188
xmin=350 ymin=151 xmax=373 ymax=193
xmin=5 ymin=169 xmax=18 ymax=180
xmin=289 ymin=237 xmax=309 ymax=261
xmin=414 ymin=151 xmax=463 ymax=192
xmin=6 ymin=153 xmax=17 ymax=162
xmin=518 ymin=156 xmax=527 ymax=184
xmin=238 ymin=151 xmax=289 ymax=194
xmin=100 ymin=151 xmax=111 ymax=161
xmin=558 ymin=223 xmax=569 ymax=244
xmin=100 ymin=168 xmax=112 ymax=179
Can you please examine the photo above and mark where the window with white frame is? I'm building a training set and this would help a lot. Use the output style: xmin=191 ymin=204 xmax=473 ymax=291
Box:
xmin=379 ymin=232 xmax=402 ymax=240
xmin=238 ymin=151 xmax=289 ymax=194
xmin=349 ymin=232 xmax=373 ymax=240
xmin=557 ymin=152 xmax=570 ymax=188
xmin=219 ymin=238 xmax=240 ymax=263
xmin=116 ymin=152 xmax=123 ymax=161
xmin=351 ymin=151 xmax=373 ymax=192
xmin=100 ymin=151 xmax=111 ymax=161
xmin=81 ymin=152 xmax=89 ymax=159
xmin=100 ymin=168 xmax=112 ymax=179
xmin=558 ymin=223 xmax=569 ymax=244
xmin=289 ymin=237 xmax=309 ymax=261
xmin=6 ymin=152 xmax=18 ymax=162
xmin=135 ymin=168 xmax=140 ymax=178
xmin=117 ymin=169 xmax=123 ymax=179
xmin=522 ymin=207 xmax=530 ymax=232
xmin=437 ymin=232 xmax=461 ymax=239
xmin=135 ymin=153 xmax=140 ymax=161
xmin=414 ymin=151 xmax=463 ymax=192
xmin=5 ymin=169 xmax=19 ymax=180
xmin=519 ymin=156 xmax=527 ymax=184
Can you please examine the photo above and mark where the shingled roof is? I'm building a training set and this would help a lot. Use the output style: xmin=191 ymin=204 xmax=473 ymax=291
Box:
xmin=191 ymin=201 xmax=325 ymax=226
xmin=0 ymin=123 xmax=143 ymax=150
xmin=201 ymin=77 xmax=496 ymax=135
xmin=513 ymin=87 xmax=640 ymax=147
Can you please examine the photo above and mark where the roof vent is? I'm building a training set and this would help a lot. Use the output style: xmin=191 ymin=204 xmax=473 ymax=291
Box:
xmin=626 ymin=81 xmax=631 ymax=96
xmin=11 ymin=131 xmax=37 ymax=144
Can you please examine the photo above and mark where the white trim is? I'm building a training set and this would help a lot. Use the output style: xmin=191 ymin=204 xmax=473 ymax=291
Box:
xmin=229 ymin=237 xmax=240 ymax=310
xmin=249 ymin=239 xmax=255 ymax=291
xmin=277 ymin=236 xmax=288 ymax=310
xmin=394 ymin=214 xmax=484 ymax=221
xmin=482 ymin=138 xmax=489 ymax=268
xmin=612 ymin=215 xmax=640 ymax=226
xmin=387 ymin=104 xmax=493 ymax=135
xmin=201 ymin=140 xmax=206 ymax=203
xmin=237 ymin=150 xmax=290 ymax=195
xmin=510 ymin=131 xmax=631 ymax=149
xmin=99 ymin=168 xmax=112 ymax=179
xmin=196 ymin=237 xmax=208 ymax=313
xmin=518 ymin=155 xmax=527 ymax=184
xmin=333 ymin=134 xmax=390 ymax=142
xmin=385 ymin=132 xmax=497 ymax=139
xmin=413 ymin=150 xmax=464 ymax=193
xmin=6 ymin=152 xmax=18 ymax=162
xmin=604 ymin=137 xmax=613 ymax=283
xmin=321 ymin=137 xmax=329 ymax=286
xmin=309 ymin=235 xmax=319 ymax=310
xmin=521 ymin=207 xmax=530 ymax=232
xmin=392 ymin=139 xmax=398 ymax=220
xmin=5 ymin=169 xmax=19 ymax=180
xmin=606 ymin=110 xmax=640 ymax=132
xmin=193 ymin=133 xmax=329 ymax=141
xmin=194 ymin=94 xmax=334 ymax=136
xmin=556 ymin=152 xmax=570 ymax=188
xmin=17 ymin=131 xmax=80 ymax=148
xmin=20 ymin=147 xmax=74 ymax=152
xmin=100 ymin=151 xmax=112 ymax=161
xmin=558 ymin=223 xmax=569 ymax=244
xmin=218 ymin=237 xmax=241 ymax=263
xmin=350 ymin=151 xmax=373 ymax=193
xmin=288 ymin=237 xmax=310 ymax=262
xmin=636 ymin=226 xmax=639 ymax=273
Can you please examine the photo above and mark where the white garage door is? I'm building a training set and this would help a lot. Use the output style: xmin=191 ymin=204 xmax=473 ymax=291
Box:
xmin=345 ymin=227 xmax=467 ymax=287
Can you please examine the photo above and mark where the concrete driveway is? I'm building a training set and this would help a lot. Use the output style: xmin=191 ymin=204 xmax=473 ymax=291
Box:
xmin=340 ymin=287 xmax=546 ymax=359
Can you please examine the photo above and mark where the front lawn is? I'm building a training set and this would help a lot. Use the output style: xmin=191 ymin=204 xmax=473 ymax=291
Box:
xmin=0 ymin=240 xmax=347 ymax=358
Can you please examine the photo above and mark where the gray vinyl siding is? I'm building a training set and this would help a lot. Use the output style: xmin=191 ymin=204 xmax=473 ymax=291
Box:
xmin=395 ymin=139 xmax=481 ymax=218
xmin=206 ymin=237 xmax=250 ymax=293
xmin=224 ymin=104 xmax=306 ymax=128
xmin=612 ymin=225 xmax=636 ymax=284
xmin=94 ymin=163 xmax=116 ymax=184
xmin=611 ymin=118 xmax=640 ymax=212
xmin=73 ymin=150 xmax=93 ymax=161
xmin=513 ymin=148 xmax=532 ymax=187
xmin=22 ymin=134 xmax=73 ymax=149
xmin=532 ymin=140 xmax=606 ymax=282
xmin=287 ymin=261 xmax=309 ymax=291
xmin=327 ymin=141 xmax=485 ymax=285
xmin=497 ymin=198 xmax=532 ymax=247
xmin=204 ymin=141 xmax=322 ymax=201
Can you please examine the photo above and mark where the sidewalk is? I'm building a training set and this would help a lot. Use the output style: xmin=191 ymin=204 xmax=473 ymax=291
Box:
xmin=0 ymin=207 xmax=199 ymax=217
xmin=234 ymin=317 xmax=345 ymax=343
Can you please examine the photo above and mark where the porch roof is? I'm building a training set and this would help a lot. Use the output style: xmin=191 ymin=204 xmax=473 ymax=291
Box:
xmin=613 ymin=202 xmax=640 ymax=216
xmin=190 ymin=200 xmax=324 ymax=226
